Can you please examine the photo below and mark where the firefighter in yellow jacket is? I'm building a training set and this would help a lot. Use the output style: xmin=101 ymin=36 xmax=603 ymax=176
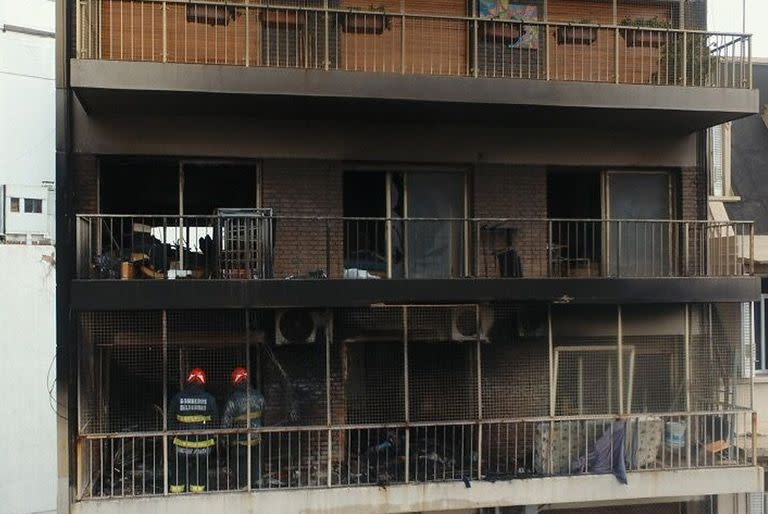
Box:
xmin=168 ymin=368 xmax=218 ymax=493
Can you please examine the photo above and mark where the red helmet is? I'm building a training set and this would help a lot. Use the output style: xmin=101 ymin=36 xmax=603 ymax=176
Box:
xmin=186 ymin=368 xmax=207 ymax=385
xmin=231 ymin=367 xmax=248 ymax=386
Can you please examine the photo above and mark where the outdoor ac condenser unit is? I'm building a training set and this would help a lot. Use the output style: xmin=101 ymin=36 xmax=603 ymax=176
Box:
xmin=275 ymin=309 xmax=332 ymax=345
xmin=451 ymin=305 xmax=495 ymax=342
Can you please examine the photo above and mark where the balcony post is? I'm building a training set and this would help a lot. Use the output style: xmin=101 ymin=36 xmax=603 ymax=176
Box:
xmin=325 ymin=319 xmax=332 ymax=487
xmin=472 ymin=0 xmax=479 ymax=78
xmin=684 ymin=222 xmax=690 ymax=276
xmin=613 ymin=0 xmax=619 ymax=84
xmin=682 ymin=32 xmax=688 ymax=87
xmin=162 ymin=310 xmax=169 ymax=495
xmin=684 ymin=304 xmax=692 ymax=467
xmin=403 ymin=306 xmax=410 ymax=483
xmin=324 ymin=0 xmax=330 ymax=71
xmin=617 ymin=305 xmax=624 ymax=415
xmin=750 ymin=223 xmax=755 ymax=275
xmin=547 ymin=221 xmax=553 ymax=277
xmin=753 ymin=412 xmax=758 ymax=466
xmin=162 ymin=1 xmax=167 ymax=63
xmin=245 ymin=6 xmax=249 ymax=67
xmin=748 ymin=36 xmax=753 ymax=89
xmin=400 ymin=0 xmax=406 ymax=74
xmin=476 ymin=304 xmax=483 ymax=479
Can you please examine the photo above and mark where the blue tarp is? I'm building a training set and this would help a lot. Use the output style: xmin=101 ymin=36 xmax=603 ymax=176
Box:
xmin=572 ymin=420 xmax=628 ymax=485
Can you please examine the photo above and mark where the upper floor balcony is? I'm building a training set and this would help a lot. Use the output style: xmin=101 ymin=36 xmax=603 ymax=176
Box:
xmin=77 ymin=214 xmax=755 ymax=281
xmin=69 ymin=1 xmax=759 ymax=131
xmin=71 ymin=213 xmax=759 ymax=310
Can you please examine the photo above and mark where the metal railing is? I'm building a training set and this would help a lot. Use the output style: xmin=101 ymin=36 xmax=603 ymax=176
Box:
xmin=76 ymin=410 xmax=756 ymax=499
xmin=76 ymin=215 xmax=754 ymax=280
xmin=75 ymin=1 xmax=752 ymax=89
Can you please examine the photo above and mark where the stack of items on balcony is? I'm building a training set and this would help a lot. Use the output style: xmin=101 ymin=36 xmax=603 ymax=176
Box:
xmin=93 ymin=223 xmax=211 ymax=279
xmin=534 ymin=416 xmax=663 ymax=481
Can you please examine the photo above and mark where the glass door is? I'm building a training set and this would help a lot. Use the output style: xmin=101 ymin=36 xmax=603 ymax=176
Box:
xmin=606 ymin=172 xmax=672 ymax=277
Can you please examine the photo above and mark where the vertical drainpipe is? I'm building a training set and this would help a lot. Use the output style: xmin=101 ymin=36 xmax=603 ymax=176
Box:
xmin=55 ymin=0 xmax=74 ymax=511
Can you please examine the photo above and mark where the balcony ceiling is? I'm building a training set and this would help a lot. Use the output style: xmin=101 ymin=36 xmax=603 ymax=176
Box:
xmin=70 ymin=59 xmax=759 ymax=133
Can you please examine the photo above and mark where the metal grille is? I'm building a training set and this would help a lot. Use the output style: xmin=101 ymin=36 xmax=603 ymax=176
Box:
xmin=216 ymin=208 xmax=273 ymax=279
xmin=78 ymin=311 xmax=164 ymax=434
xmin=76 ymin=0 xmax=752 ymax=90
xmin=76 ymin=302 xmax=756 ymax=499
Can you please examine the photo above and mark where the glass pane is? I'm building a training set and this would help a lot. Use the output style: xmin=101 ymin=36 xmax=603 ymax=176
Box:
xmin=405 ymin=172 xmax=464 ymax=278
xmin=608 ymin=173 xmax=670 ymax=277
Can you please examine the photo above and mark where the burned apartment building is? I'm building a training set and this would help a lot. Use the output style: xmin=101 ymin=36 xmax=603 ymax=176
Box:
xmin=56 ymin=0 xmax=763 ymax=513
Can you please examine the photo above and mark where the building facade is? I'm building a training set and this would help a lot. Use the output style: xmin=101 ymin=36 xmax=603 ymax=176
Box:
xmin=56 ymin=1 xmax=762 ymax=513
xmin=0 ymin=1 xmax=57 ymax=513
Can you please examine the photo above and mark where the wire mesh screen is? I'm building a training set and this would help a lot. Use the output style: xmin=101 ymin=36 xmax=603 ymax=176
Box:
xmin=339 ymin=340 xmax=405 ymax=424
xmin=622 ymin=304 xmax=687 ymax=414
xmin=482 ymin=304 xmax=549 ymax=418
xmin=78 ymin=302 xmax=752 ymax=436
xmin=78 ymin=311 xmax=164 ymax=434
xmin=166 ymin=310 xmax=248 ymax=409
xmin=552 ymin=304 xmax=619 ymax=416
xmin=691 ymin=302 xmax=747 ymax=411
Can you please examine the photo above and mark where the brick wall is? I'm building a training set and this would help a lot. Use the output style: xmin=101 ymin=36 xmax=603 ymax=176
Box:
xmin=262 ymin=159 xmax=343 ymax=278
xmin=73 ymin=154 xmax=99 ymax=214
xmin=680 ymin=166 xmax=705 ymax=220
xmin=473 ymin=165 xmax=548 ymax=277
xmin=95 ymin=0 xmax=678 ymax=84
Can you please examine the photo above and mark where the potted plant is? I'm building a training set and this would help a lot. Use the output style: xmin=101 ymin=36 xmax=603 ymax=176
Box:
xmin=341 ymin=5 xmax=392 ymax=35
xmin=481 ymin=17 xmax=525 ymax=44
xmin=620 ymin=16 xmax=670 ymax=48
xmin=264 ymin=8 xmax=305 ymax=28
xmin=186 ymin=4 xmax=237 ymax=26
xmin=556 ymin=19 xmax=598 ymax=45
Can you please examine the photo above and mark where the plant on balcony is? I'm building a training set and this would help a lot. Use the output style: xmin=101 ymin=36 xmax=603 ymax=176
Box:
xmin=481 ymin=16 xmax=524 ymax=44
xmin=619 ymin=16 xmax=670 ymax=48
xmin=264 ymin=8 xmax=306 ymax=28
xmin=657 ymin=32 xmax=716 ymax=86
xmin=186 ymin=4 xmax=238 ymax=26
xmin=341 ymin=5 xmax=392 ymax=35
xmin=556 ymin=19 xmax=598 ymax=45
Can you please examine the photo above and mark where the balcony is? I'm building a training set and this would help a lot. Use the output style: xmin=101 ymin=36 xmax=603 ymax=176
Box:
xmin=70 ymin=2 xmax=759 ymax=132
xmin=76 ymin=215 xmax=754 ymax=280
xmin=71 ymin=303 xmax=759 ymax=512
xmin=71 ymin=214 xmax=759 ymax=309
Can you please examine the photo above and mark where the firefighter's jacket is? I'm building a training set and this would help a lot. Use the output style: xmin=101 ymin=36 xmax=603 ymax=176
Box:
xmin=221 ymin=384 xmax=266 ymax=446
xmin=169 ymin=384 xmax=218 ymax=454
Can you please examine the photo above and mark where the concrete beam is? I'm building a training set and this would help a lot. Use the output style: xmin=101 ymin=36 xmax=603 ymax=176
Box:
xmin=71 ymin=467 xmax=763 ymax=514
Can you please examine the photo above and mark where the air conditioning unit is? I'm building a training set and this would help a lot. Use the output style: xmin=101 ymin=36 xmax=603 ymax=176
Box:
xmin=451 ymin=305 xmax=495 ymax=342
xmin=275 ymin=309 xmax=332 ymax=345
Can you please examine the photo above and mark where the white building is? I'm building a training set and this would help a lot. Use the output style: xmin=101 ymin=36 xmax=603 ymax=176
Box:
xmin=1 ymin=183 xmax=55 ymax=243
xmin=0 ymin=1 xmax=56 ymax=514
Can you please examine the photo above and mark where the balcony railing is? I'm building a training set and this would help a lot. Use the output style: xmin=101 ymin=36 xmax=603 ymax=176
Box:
xmin=75 ymin=215 xmax=754 ymax=280
xmin=76 ymin=410 xmax=756 ymax=499
xmin=75 ymin=1 xmax=753 ymax=89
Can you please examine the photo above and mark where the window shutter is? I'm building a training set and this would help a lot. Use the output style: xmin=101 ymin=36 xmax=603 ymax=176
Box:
xmin=749 ymin=492 xmax=764 ymax=514
xmin=711 ymin=125 xmax=725 ymax=197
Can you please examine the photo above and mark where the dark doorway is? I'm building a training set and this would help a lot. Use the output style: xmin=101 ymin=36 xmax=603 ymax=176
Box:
xmin=546 ymin=169 xmax=602 ymax=277
xmin=343 ymin=171 xmax=387 ymax=277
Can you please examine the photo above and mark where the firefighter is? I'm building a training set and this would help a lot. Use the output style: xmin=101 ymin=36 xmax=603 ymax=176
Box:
xmin=168 ymin=367 xmax=218 ymax=493
xmin=221 ymin=366 xmax=265 ymax=489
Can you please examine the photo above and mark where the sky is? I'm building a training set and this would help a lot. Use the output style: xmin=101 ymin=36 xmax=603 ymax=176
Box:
xmin=708 ymin=0 xmax=768 ymax=58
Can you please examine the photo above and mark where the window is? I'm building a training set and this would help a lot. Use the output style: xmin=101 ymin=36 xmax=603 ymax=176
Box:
xmin=9 ymin=197 xmax=19 ymax=212
xmin=24 ymin=198 xmax=42 ymax=213
xmin=709 ymin=123 xmax=732 ymax=197
xmin=754 ymin=298 xmax=766 ymax=373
